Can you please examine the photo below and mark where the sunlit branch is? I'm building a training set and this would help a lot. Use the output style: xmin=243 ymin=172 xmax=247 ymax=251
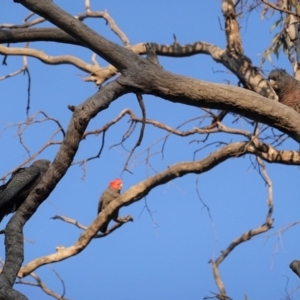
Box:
xmin=209 ymin=154 xmax=274 ymax=298
xmin=77 ymin=7 xmax=130 ymax=46
xmin=0 ymin=16 xmax=46 ymax=29
xmin=0 ymin=3 xmax=130 ymax=48
xmin=17 ymin=271 xmax=68 ymax=300
xmin=18 ymin=138 xmax=298 ymax=277
xmin=222 ymin=0 xmax=244 ymax=54
xmin=0 ymin=44 xmax=98 ymax=74
xmin=261 ymin=0 xmax=300 ymax=18
xmin=51 ymin=215 xmax=87 ymax=231
xmin=51 ymin=214 xmax=133 ymax=238
xmin=0 ymin=65 xmax=27 ymax=81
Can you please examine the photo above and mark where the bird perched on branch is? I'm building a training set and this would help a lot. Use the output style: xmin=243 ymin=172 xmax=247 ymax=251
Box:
xmin=268 ymin=69 xmax=300 ymax=113
xmin=0 ymin=159 xmax=51 ymax=223
xmin=98 ymin=178 xmax=130 ymax=233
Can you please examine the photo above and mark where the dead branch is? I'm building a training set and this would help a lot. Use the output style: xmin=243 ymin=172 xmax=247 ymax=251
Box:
xmin=0 ymin=16 xmax=46 ymax=29
xmin=17 ymin=271 xmax=68 ymax=300
xmin=51 ymin=215 xmax=87 ymax=231
xmin=222 ymin=0 xmax=244 ymax=54
xmin=0 ymin=4 xmax=130 ymax=47
xmin=0 ymin=116 xmax=64 ymax=182
xmin=17 ymin=141 xmax=247 ymax=277
xmin=209 ymin=154 xmax=274 ymax=298
xmin=123 ymin=94 xmax=146 ymax=172
xmin=51 ymin=214 xmax=133 ymax=238
xmin=82 ymin=108 xmax=133 ymax=138
xmin=261 ymin=0 xmax=300 ymax=18
xmin=0 ymin=66 xmax=27 ymax=81
xmin=0 ymin=26 xmax=276 ymax=96
xmin=76 ymin=9 xmax=130 ymax=46
xmin=1 ymin=2 xmax=300 ymax=299
xmin=18 ymin=137 xmax=299 ymax=277
xmin=0 ymin=44 xmax=99 ymax=74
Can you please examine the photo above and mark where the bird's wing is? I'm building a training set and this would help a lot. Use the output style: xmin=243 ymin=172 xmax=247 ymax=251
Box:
xmin=0 ymin=166 xmax=40 ymax=209
xmin=98 ymin=192 xmax=106 ymax=214
xmin=0 ymin=183 xmax=7 ymax=195
xmin=98 ymin=188 xmax=121 ymax=213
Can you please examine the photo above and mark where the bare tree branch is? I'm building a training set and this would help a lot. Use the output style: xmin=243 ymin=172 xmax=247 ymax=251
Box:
xmin=17 ymin=271 xmax=68 ymax=300
xmin=209 ymin=154 xmax=274 ymax=298
xmin=261 ymin=0 xmax=300 ymax=18
xmin=123 ymin=93 xmax=146 ymax=172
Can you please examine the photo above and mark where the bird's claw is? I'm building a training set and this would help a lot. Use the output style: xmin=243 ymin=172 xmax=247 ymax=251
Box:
xmin=117 ymin=215 xmax=134 ymax=224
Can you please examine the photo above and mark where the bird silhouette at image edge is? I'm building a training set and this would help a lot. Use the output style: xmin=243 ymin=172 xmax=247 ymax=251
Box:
xmin=268 ymin=69 xmax=300 ymax=113
xmin=0 ymin=159 xmax=51 ymax=223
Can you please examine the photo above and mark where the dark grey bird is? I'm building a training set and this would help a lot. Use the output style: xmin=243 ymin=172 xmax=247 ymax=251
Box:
xmin=268 ymin=69 xmax=300 ymax=113
xmin=290 ymin=260 xmax=300 ymax=278
xmin=98 ymin=178 xmax=123 ymax=233
xmin=0 ymin=159 xmax=50 ymax=222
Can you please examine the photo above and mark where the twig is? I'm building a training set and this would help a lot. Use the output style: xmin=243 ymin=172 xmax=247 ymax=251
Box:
xmin=261 ymin=0 xmax=300 ymax=18
xmin=123 ymin=94 xmax=146 ymax=172
xmin=51 ymin=214 xmax=133 ymax=238
xmin=209 ymin=152 xmax=274 ymax=298
xmin=17 ymin=271 xmax=68 ymax=300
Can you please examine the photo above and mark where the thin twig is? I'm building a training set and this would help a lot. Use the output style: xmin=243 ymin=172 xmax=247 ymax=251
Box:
xmin=123 ymin=94 xmax=146 ymax=172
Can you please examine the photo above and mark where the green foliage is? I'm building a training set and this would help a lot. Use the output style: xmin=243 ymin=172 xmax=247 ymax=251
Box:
xmin=260 ymin=0 xmax=300 ymax=65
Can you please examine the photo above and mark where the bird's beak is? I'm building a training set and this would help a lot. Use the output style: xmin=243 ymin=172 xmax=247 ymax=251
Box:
xmin=269 ymin=79 xmax=278 ymax=89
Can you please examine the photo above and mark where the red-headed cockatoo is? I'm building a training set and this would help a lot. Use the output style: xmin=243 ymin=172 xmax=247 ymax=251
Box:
xmin=98 ymin=178 xmax=123 ymax=233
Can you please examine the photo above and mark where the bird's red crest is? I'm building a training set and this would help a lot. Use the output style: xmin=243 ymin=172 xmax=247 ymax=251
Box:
xmin=109 ymin=178 xmax=123 ymax=191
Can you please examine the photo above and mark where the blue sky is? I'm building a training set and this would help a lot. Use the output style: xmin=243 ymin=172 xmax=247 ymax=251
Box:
xmin=1 ymin=1 xmax=300 ymax=299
